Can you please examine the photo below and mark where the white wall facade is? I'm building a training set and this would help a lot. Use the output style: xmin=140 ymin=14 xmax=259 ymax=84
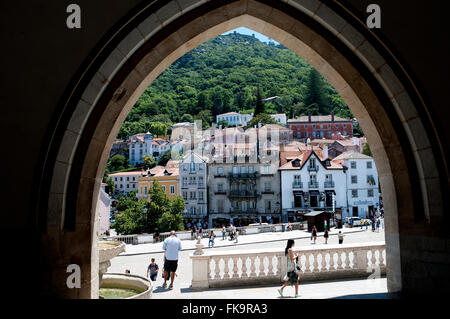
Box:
xmin=343 ymin=157 xmax=380 ymax=219
xmin=109 ymin=171 xmax=142 ymax=195
xmin=270 ymin=114 xmax=287 ymax=126
xmin=129 ymin=132 xmax=153 ymax=165
xmin=216 ymin=112 xmax=253 ymax=126
xmin=280 ymin=153 xmax=346 ymax=222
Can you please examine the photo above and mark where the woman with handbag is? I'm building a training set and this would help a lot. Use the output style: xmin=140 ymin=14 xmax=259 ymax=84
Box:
xmin=277 ymin=239 xmax=300 ymax=298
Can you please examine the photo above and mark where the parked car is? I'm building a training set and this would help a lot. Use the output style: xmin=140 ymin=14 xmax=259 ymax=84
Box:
xmin=346 ymin=217 xmax=372 ymax=227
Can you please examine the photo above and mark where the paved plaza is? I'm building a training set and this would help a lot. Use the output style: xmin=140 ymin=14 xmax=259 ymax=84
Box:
xmin=109 ymin=227 xmax=387 ymax=299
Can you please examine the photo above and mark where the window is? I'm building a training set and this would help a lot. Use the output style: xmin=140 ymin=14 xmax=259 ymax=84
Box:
xmin=217 ymin=167 xmax=223 ymax=176
xmin=190 ymin=162 xmax=196 ymax=172
xmin=114 ymin=177 xmax=117 ymax=181
xmin=120 ymin=177 xmax=123 ymax=181
xmin=313 ymin=125 xmax=316 ymax=129
xmin=183 ymin=192 xmax=187 ymax=200
xmin=162 ymin=186 xmax=166 ymax=192
xmin=328 ymin=124 xmax=331 ymax=128
xmin=199 ymin=191 xmax=204 ymax=200
xmin=312 ymin=132 xmax=316 ymax=137
xmin=351 ymin=175 xmax=358 ymax=184
xmin=264 ymin=182 xmax=271 ymax=192
xmin=305 ymin=132 xmax=309 ymax=137
xmin=305 ymin=124 xmax=308 ymax=128
xmin=320 ymin=124 xmax=324 ymax=129
xmin=248 ymin=166 xmax=254 ymax=174
xmin=132 ymin=177 xmax=135 ymax=181
xmin=242 ymin=201 xmax=247 ymax=211
xmin=183 ymin=164 xmax=188 ymax=171
xmin=190 ymin=207 xmax=196 ymax=215
xmin=343 ymin=131 xmax=347 ymax=136
xmin=199 ymin=163 xmax=204 ymax=170
xmin=198 ymin=206 xmax=202 ymax=215
xmin=183 ymin=177 xmax=187 ymax=186
xmin=368 ymin=189 xmax=374 ymax=197
xmin=294 ymin=175 xmax=301 ymax=182
xmin=328 ymin=131 xmax=332 ymax=136
xmin=198 ymin=176 xmax=204 ymax=186
xmin=144 ymin=186 xmax=147 ymax=194
xmin=120 ymin=184 xmax=123 ymax=188
xmin=367 ymin=161 xmax=373 ymax=169
xmin=249 ymin=201 xmax=256 ymax=209
xmin=325 ymin=174 xmax=332 ymax=181
xmin=127 ymin=184 xmax=129 ymax=188
xmin=140 ymin=187 xmax=143 ymax=194
xmin=218 ymin=200 xmax=224 ymax=212
xmin=217 ymin=184 xmax=223 ymax=192
xmin=352 ymin=190 xmax=358 ymax=198
xmin=170 ymin=185 xmax=175 ymax=194
xmin=127 ymin=177 xmax=129 ymax=181
xmin=297 ymin=132 xmax=301 ymax=138
xmin=351 ymin=161 xmax=356 ymax=169
xmin=336 ymin=124 xmax=339 ymax=128
xmin=343 ymin=124 xmax=347 ymax=128
xmin=240 ymin=166 xmax=247 ymax=174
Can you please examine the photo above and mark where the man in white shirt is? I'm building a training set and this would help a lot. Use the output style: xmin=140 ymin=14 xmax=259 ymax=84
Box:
xmin=162 ymin=230 xmax=182 ymax=289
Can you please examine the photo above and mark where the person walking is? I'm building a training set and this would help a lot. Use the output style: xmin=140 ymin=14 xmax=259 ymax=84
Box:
xmin=146 ymin=258 xmax=159 ymax=281
xmin=311 ymin=226 xmax=317 ymax=244
xmin=371 ymin=217 xmax=376 ymax=232
xmin=365 ymin=219 xmax=368 ymax=230
xmin=277 ymin=239 xmax=299 ymax=298
xmin=235 ymin=228 xmax=239 ymax=243
xmin=222 ymin=225 xmax=226 ymax=240
xmin=338 ymin=231 xmax=344 ymax=244
xmin=153 ymin=227 xmax=160 ymax=243
xmin=324 ymin=228 xmax=329 ymax=244
xmin=208 ymin=230 xmax=215 ymax=248
xmin=162 ymin=230 xmax=182 ymax=289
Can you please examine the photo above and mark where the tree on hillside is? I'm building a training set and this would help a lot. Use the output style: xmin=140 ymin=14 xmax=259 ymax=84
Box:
xmin=254 ymin=86 xmax=265 ymax=116
xmin=157 ymin=150 xmax=172 ymax=166
xmin=246 ymin=113 xmax=280 ymax=128
xmin=362 ymin=143 xmax=373 ymax=157
xmin=180 ymin=113 xmax=194 ymax=123
xmin=304 ymin=68 xmax=330 ymax=114
xmin=107 ymin=154 xmax=127 ymax=172
xmin=141 ymin=155 xmax=156 ymax=170
xmin=194 ymin=110 xmax=213 ymax=129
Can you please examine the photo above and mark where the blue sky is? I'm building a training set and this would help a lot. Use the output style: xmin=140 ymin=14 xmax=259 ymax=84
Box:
xmin=221 ymin=27 xmax=279 ymax=45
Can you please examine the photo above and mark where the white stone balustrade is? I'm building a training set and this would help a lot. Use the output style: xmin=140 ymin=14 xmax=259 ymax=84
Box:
xmin=190 ymin=242 xmax=386 ymax=289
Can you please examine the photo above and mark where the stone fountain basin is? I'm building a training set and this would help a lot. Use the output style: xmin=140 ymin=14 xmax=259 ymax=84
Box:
xmin=101 ymin=273 xmax=153 ymax=299
xmin=99 ymin=240 xmax=125 ymax=263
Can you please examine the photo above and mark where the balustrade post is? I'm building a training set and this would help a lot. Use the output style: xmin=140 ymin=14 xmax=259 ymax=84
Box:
xmin=250 ymin=256 xmax=257 ymax=277
xmin=190 ymin=255 xmax=210 ymax=289
xmin=232 ymin=257 xmax=239 ymax=279
xmin=260 ymin=256 xmax=266 ymax=277
xmin=241 ymin=256 xmax=248 ymax=278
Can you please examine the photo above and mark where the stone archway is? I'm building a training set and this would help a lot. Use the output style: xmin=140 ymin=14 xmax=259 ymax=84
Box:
xmin=39 ymin=0 xmax=446 ymax=298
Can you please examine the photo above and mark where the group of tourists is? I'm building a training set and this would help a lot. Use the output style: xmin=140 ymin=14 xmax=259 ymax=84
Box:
xmin=222 ymin=224 xmax=239 ymax=243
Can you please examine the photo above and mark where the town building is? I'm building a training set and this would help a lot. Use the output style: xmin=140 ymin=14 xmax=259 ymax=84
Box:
xmin=288 ymin=113 xmax=353 ymax=140
xmin=269 ymin=113 xmax=287 ymax=126
xmin=279 ymin=150 xmax=346 ymax=223
xmin=108 ymin=170 xmax=143 ymax=195
xmin=137 ymin=165 xmax=180 ymax=201
xmin=216 ymin=112 xmax=253 ymax=127
xmin=206 ymin=128 xmax=281 ymax=227
xmin=128 ymin=132 xmax=182 ymax=165
xmin=328 ymin=139 xmax=360 ymax=158
xmin=128 ymin=132 xmax=153 ymax=166
xmin=179 ymin=151 xmax=208 ymax=223
xmin=332 ymin=151 xmax=380 ymax=219
xmin=171 ymin=122 xmax=196 ymax=140
xmin=109 ymin=139 xmax=128 ymax=157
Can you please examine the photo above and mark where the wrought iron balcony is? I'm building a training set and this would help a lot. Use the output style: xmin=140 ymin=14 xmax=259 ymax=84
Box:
xmin=228 ymin=190 xmax=259 ymax=198
xmin=324 ymin=181 xmax=335 ymax=188
xmin=227 ymin=172 xmax=260 ymax=180
xmin=307 ymin=165 xmax=319 ymax=172
xmin=308 ymin=181 xmax=319 ymax=188
xmin=292 ymin=182 xmax=303 ymax=189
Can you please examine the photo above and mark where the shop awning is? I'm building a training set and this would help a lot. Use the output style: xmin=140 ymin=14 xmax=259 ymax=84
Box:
xmin=325 ymin=190 xmax=336 ymax=195
xmin=309 ymin=190 xmax=320 ymax=196
xmin=293 ymin=191 xmax=304 ymax=196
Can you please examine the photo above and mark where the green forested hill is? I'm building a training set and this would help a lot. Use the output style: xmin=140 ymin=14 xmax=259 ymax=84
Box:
xmin=118 ymin=32 xmax=351 ymax=139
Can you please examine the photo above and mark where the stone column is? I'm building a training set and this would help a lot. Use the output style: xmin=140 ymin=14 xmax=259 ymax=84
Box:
xmin=190 ymin=254 xmax=210 ymax=289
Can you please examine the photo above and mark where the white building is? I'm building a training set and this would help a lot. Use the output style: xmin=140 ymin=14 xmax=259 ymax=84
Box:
xmin=333 ymin=151 xmax=380 ymax=219
xmin=128 ymin=132 xmax=153 ymax=166
xmin=279 ymin=150 xmax=346 ymax=222
xmin=108 ymin=170 xmax=143 ymax=195
xmin=270 ymin=113 xmax=287 ymax=126
xmin=216 ymin=112 xmax=253 ymax=127
xmin=179 ymin=151 xmax=208 ymax=221
xmin=128 ymin=132 xmax=183 ymax=165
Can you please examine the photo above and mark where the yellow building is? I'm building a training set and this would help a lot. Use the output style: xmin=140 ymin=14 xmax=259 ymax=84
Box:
xmin=138 ymin=165 xmax=179 ymax=201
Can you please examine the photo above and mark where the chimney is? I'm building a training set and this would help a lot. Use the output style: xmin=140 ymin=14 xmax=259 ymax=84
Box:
xmin=331 ymin=110 xmax=335 ymax=122
xmin=308 ymin=112 xmax=311 ymax=122
xmin=323 ymin=145 xmax=329 ymax=159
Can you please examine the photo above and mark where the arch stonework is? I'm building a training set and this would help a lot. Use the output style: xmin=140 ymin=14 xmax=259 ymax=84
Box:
xmin=41 ymin=0 xmax=446 ymax=298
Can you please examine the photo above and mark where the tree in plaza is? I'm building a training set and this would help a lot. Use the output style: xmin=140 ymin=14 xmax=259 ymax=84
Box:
xmin=253 ymin=86 xmax=265 ymax=116
xmin=145 ymin=180 xmax=171 ymax=232
xmin=246 ymin=113 xmax=280 ymax=128
xmin=304 ymin=68 xmax=330 ymax=114
xmin=157 ymin=195 xmax=185 ymax=232
xmin=112 ymin=192 xmax=147 ymax=235
xmin=362 ymin=143 xmax=373 ymax=157
xmin=107 ymin=154 xmax=127 ymax=172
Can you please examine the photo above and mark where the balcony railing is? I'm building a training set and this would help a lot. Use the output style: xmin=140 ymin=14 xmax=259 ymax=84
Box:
xmin=308 ymin=181 xmax=319 ymax=188
xmin=228 ymin=172 xmax=260 ymax=180
xmin=324 ymin=181 xmax=335 ymax=188
xmin=292 ymin=182 xmax=303 ymax=189
xmin=228 ymin=190 xmax=259 ymax=198
xmin=307 ymin=165 xmax=319 ymax=172
xmin=191 ymin=242 xmax=386 ymax=289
